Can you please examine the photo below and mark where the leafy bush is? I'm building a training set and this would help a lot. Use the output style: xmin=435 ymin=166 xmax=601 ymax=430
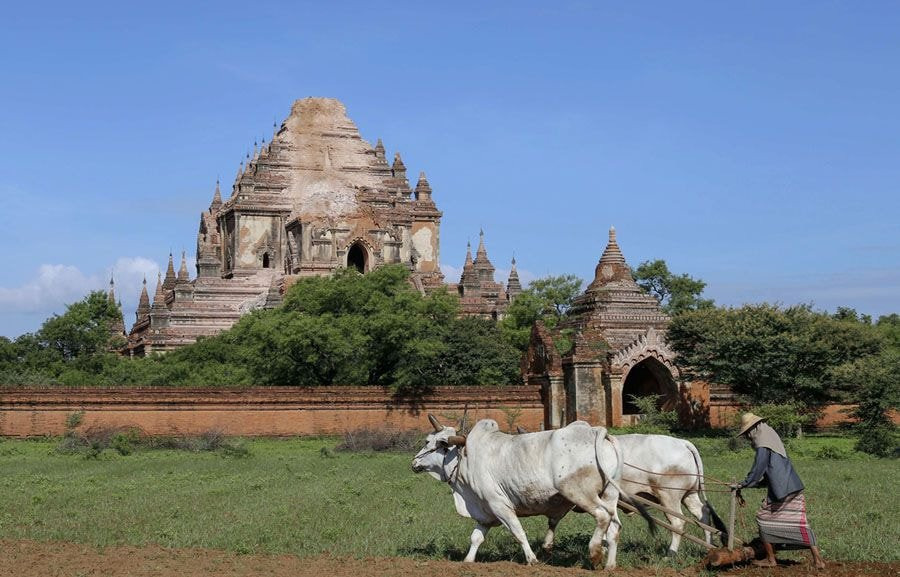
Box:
xmin=110 ymin=429 xmax=141 ymax=456
xmin=65 ymin=410 xmax=85 ymax=430
xmin=815 ymin=444 xmax=852 ymax=460
xmin=855 ymin=424 xmax=897 ymax=458
xmin=619 ymin=394 xmax=678 ymax=435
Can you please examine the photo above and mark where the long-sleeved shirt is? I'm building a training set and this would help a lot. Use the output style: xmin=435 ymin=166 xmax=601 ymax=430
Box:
xmin=739 ymin=446 xmax=805 ymax=502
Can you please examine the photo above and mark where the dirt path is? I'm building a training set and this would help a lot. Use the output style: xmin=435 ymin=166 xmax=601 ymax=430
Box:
xmin=0 ymin=540 xmax=895 ymax=577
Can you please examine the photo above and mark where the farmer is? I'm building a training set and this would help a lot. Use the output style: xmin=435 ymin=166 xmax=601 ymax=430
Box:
xmin=733 ymin=413 xmax=826 ymax=569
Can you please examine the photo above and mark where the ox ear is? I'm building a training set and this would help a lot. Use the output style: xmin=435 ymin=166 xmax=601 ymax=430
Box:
xmin=446 ymin=435 xmax=467 ymax=446
xmin=516 ymin=425 xmax=528 ymax=434
xmin=428 ymin=414 xmax=442 ymax=432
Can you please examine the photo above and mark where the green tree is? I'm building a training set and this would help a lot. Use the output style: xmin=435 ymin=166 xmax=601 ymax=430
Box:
xmin=436 ymin=316 xmax=522 ymax=385
xmin=0 ymin=291 xmax=125 ymax=385
xmin=499 ymin=274 xmax=582 ymax=351
xmin=278 ymin=266 xmax=458 ymax=388
xmin=831 ymin=349 xmax=899 ymax=456
xmin=668 ymin=303 xmax=884 ymax=407
xmin=875 ymin=313 xmax=900 ymax=352
xmin=632 ymin=259 xmax=713 ymax=315
xmin=38 ymin=291 xmax=125 ymax=360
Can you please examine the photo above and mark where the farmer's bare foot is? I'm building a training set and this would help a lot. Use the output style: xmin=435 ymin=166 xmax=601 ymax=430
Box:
xmin=752 ymin=559 xmax=777 ymax=567
xmin=811 ymin=546 xmax=826 ymax=570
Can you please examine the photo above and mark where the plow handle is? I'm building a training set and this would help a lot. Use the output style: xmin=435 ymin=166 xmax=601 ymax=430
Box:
xmin=728 ymin=483 xmax=737 ymax=550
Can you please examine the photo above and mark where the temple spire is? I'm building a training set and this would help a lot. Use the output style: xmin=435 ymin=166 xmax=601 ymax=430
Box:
xmin=374 ymin=138 xmax=386 ymax=162
xmin=391 ymin=152 xmax=407 ymax=180
xmin=460 ymin=240 xmax=477 ymax=287
xmin=151 ymin=273 xmax=167 ymax=311
xmin=136 ymin=276 xmax=151 ymax=322
xmin=163 ymin=253 xmax=177 ymax=291
xmin=415 ymin=171 xmax=432 ymax=201
xmin=476 ymin=229 xmax=488 ymax=261
xmin=108 ymin=275 xmax=116 ymax=304
xmin=177 ymin=251 xmax=189 ymax=283
xmin=210 ymin=180 xmax=222 ymax=211
xmin=506 ymin=256 xmax=522 ymax=301
xmin=588 ymin=225 xmax=636 ymax=290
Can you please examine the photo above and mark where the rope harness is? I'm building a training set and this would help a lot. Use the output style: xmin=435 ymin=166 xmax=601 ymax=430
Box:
xmin=622 ymin=462 xmax=735 ymax=492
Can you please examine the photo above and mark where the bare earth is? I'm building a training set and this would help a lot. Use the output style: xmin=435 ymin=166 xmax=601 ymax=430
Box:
xmin=1 ymin=540 xmax=895 ymax=577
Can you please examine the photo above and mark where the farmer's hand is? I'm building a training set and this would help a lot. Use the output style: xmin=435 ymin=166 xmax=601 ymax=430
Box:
xmin=729 ymin=482 xmax=742 ymax=491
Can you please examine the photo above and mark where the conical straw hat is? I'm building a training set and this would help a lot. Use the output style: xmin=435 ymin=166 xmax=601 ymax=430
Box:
xmin=737 ymin=412 xmax=765 ymax=437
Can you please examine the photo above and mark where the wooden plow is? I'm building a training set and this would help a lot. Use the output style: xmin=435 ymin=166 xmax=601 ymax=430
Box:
xmin=617 ymin=488 xmax=759 ymax=568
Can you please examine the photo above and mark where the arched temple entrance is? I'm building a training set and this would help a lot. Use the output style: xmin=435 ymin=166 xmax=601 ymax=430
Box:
xmin=621 ymin=357 xmax=678 ymax=417
xmin=347 ymin=242 xmax=367 ymax=273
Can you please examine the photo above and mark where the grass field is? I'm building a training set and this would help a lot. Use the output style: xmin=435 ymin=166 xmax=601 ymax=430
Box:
xmin=0 ymin=434 xmax=896 ymax=569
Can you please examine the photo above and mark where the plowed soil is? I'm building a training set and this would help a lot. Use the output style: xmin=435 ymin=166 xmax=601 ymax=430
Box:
xmin=0 ymin=540 xmax=895 ymax=577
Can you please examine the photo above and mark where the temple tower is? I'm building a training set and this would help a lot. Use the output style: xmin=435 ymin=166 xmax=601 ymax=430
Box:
xmin=126 ymin=97 xmax=445 ymax=355
xmin=525 ymin=227 xmax=678 ymax=428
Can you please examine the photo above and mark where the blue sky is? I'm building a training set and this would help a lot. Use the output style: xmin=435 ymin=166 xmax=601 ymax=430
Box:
xmin=1 ymin=1 xmax=898 ymax=338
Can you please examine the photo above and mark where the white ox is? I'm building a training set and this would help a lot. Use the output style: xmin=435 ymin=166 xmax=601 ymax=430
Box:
xmin=615 ymin=434 xmax=728 ymax=554
xmin=412 ymin=416 xmax=653 ymax=569
xmin=512 ymin=428 xmax=729 ymax=557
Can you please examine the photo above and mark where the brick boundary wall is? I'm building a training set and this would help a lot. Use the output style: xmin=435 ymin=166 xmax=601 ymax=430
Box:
xmin=0 ymin=386 xmax=881 ymax=438
xmin=0 ymin=386 xmax=546 ymax=438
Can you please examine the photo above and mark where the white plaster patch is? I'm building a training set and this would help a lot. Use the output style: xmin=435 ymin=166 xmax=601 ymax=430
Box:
xmin=236 ymin=216 xmax=273 ymax=267
xmin=412 ymin=227 xmax=435 ymax=265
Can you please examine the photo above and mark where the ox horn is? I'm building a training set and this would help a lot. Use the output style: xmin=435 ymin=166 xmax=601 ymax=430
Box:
xmin=516 ymin=425 xmax=528 ymax=434
xmin=446 ymin=435 xmax=467 ymax=446
xmin=428 ymin=414 xmax=442 ymax=432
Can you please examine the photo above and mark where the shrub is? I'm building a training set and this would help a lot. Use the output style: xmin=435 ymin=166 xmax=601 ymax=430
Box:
xmin=619 ymin=394 xmax=678 ymax=435
xmin=110 ymin=429 xmax=141 ymax=456
xmin=855 ymin=424 xmax=897 ymax=458
xmin=65 ymin=410 xmax=85 ymax=430
xmin=335 ymin=428 xmax=422 ymax=452
xmin=56 ymin=427 xmax=249 ymax=457
xmin=815 ymin=444 xmax=851 ymax=460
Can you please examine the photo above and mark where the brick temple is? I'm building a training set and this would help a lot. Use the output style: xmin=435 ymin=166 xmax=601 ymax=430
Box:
xmin=524 ymin=227 xmax=681 ymax=428
xmin=125 ymin=98 xmax=517 ymax=355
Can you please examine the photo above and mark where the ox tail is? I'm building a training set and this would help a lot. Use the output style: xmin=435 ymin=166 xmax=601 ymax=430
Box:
xmin=686 ymin=441 xmax=729 ymax=545
xmin=597 ymin=431 xmax=657 ymax=535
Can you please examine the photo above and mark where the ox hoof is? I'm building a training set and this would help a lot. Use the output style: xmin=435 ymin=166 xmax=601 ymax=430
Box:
xmin=666 ymin=549 xmax=678 ymax=558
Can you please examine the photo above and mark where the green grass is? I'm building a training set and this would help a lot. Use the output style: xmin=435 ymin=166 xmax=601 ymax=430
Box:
xmin=0 ymin=435 xmax=896 ymax=568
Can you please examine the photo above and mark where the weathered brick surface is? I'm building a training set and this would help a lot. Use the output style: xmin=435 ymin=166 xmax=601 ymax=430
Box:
xmin=0 ymin=386 xmax=545 ymax=437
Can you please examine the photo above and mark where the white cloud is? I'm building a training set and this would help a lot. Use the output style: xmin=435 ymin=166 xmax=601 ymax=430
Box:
xmin=0 ymin=257 xmax=164 ymax=336
xmin=0 ymin=264 xmax=100 ymax=313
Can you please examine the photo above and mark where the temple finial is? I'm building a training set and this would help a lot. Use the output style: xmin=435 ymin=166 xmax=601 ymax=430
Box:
xmin=211 ymin=179 xmax=223 ymax=210
xmin=177 ymin=250 xmax=189 ymax=283
xmin=163 ymin=252 xmax=177 ymax=291
xmin=415 ymin=171 xmax=432 ymax=200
